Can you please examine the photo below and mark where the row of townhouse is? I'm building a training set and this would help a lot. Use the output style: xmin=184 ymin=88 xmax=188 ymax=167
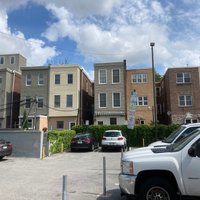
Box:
xmin=0 ymin=54 xmax=93 ymax=130
xmin=1 ymin=53 xmax=200 ymax=130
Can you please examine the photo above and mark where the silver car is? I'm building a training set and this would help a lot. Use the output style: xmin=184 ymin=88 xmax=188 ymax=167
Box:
xmin=101 ymin=130 xmax=127 ymax=151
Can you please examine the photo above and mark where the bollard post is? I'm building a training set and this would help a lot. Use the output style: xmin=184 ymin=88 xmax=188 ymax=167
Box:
xmin=121 ymin=148 xmax=123 ymax=161
xmin=62 ymin=175 xmax=67 ymax=200
xmin=142 ymin=138 xmax=145 ymax=147
xmin=61 ymin=143 xmax=64 ymax=153
xmin=103 ymin=156 xmax=106 ymax=195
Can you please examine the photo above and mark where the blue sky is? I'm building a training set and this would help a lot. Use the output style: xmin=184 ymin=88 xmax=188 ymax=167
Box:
xmin=1 ymin=0 xmax=200 ymax=79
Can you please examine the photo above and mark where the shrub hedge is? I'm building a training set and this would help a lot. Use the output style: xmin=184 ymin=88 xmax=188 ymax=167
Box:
xmin=48 ymin=124 xmax=180 ymax=154
xmin=48 ymin=130 xmax=76 ymax=154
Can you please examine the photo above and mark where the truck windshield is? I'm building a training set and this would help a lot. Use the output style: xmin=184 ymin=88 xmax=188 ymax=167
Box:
xmin=163 ymin=126 xmax=184 ymax=143
xmin=169 ymin=130 xmax=200 ymax=152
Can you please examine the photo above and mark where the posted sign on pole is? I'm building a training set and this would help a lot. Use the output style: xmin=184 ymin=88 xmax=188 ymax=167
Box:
xmin=127 ymin=90 xmax=137 ymax=129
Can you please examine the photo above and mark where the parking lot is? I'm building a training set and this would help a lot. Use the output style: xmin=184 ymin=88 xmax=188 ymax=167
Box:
xmin=0 ymin=149 xmax=127 ymax=200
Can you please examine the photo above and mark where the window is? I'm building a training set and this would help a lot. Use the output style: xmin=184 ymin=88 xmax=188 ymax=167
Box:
xmin=156 ymin=87 xmax=161 ymax=97
xmin=176 ymin=73 xmax=191 ymax=84
xmin=136 ymin=96 xmax=148 ymax=106
xmin=99 ymin=69 xmax=107 ymax=84
xmin=132 ymin=74 xmax=147 ymax=83
xmin=179 ymin=95 xmax=192 ymax=106
xmin=98 ymin=121 xmax=103 ymax=125
xmin=110 ymin=118 xmax=117 ymax=125
xmin=55 ymin=74 xmax=60 ymax=84
xmin=54 ymin=95 xmax=60 ymax=107
xmin=0 ymin=56 xmax=4 ymax=64
xmin=10 ymin=56 xmax=15 ymax=64
xmin=26 ymin=74 xmax=32 ymax=86
xmin=69 ymin=122 xmax=76 ymax=130
xmin=28 ymin=119 xmax=33 ymax=129
xmin=113 ymin=92 xmax=121 ymax=107
xmin=38 ymin=73 xmax=44 ymax=85
xmin=25 ymin=96 xmax=31 ymax=108
xmin=66 ymin=95 xmax=73 ymax=107
xmin=0 ymin=76 xmax=2 ymax=89
xmin=57 ymin=121 xmax=64 ymax=129
xmin=157 ymin=104 xmax=162 ymax=115
xmin=99 ymin=93 xmax=107 ymax=108
xmin=185 ymin=119 xmax=198 ymax=124
xmin=37 ymin=97 xmax=44 ymax=108
xmin=67 ymin=74 xmax=73 ymax=84
xmin=112 ymin=69 xmax=120 ymax=83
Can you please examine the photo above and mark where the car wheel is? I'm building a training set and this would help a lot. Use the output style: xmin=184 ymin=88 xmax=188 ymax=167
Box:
xmin=90 ymin=144 xmax=95 ymax=151
xmin=0 ymin=156 xmax=4 ymax=160
xmin=102 ymin=147 xmax=106 ymax=152
xmin=139 ymin=177 xmax=178 ymax=200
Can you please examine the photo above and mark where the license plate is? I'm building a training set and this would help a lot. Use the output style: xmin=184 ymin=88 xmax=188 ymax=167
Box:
xmin=3 ymin=146 xmax=7 ymax=149
xmin=78 ymin=141 xmax=82 ymax=144
xmin=109 ymin=142 xmax=115 ymax=145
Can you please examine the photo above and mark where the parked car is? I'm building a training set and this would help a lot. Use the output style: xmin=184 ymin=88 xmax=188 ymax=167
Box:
xmin=0 ymin=139 xmax=12 ymax=160
xmin=148 ymin=123 xmax=200 ymax=147
xmin=101 ymin=130 xmax=127 ymax=151
xmin=70 ymin=133 xmax=99 ymax=152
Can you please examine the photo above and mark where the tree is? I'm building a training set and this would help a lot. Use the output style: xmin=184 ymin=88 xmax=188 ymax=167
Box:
xmin=22 ymin=110 xmax=28 ymax=129
xmin=155 ymin=71 xmax=162 ymax=82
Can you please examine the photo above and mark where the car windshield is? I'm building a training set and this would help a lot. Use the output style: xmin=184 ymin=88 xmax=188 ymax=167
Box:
xmin=75 ymin=134 xmax=90 ymax=139
xmin=163 ymin=126 xmax=185 ymax=143
xmin=104 ymin=131 xmax=120 ymax=137
xmin=168 ymin=130 xmax=200 ymax=152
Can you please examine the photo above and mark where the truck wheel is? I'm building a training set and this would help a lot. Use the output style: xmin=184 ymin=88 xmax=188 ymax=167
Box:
xmin=139 ymin=177 xmax=178 ymax=200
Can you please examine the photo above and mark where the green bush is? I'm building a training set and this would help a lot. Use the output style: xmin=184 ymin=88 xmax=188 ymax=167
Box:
xmin=72 ymin=124 xmax=180 ymax=147
xmin=48 ymin=130 xmax=76 ymax=154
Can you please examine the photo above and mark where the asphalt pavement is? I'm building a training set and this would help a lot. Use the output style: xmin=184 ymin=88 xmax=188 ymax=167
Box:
xmin=0 ymin=149 xmax=128 ymax=200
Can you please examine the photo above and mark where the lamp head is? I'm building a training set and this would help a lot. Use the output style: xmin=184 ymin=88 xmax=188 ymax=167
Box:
xmin=150 ymin=42 xmax=155 ymax=47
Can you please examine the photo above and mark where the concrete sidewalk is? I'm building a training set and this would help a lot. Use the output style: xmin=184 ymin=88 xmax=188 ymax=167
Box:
xmin=0 ymin=150 xmax=127 ymax=200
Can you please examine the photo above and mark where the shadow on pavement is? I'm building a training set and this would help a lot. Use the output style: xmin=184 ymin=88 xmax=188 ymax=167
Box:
xmin=96 ymin=189 xmax=128 ymax=200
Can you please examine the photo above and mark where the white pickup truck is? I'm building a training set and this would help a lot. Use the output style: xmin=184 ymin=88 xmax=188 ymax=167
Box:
xmin=119 ymin=129 xmax=200 ymax=200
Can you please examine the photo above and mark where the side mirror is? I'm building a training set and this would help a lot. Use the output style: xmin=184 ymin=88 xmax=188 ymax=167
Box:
xmin=188 ymin=141 xmax=200 ymax=158
xmin=188 ymin=147 xmax=195 ymax=157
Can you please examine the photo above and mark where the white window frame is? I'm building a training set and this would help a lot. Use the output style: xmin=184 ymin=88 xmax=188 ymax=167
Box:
xmin=176 ymin=72 xmax=191 ymax=84
xmin=132 ymin=74 xmax=147 ymax=83
xmin=10 ymin=56 xmax=15 ymax=65
xmin=112 ymin=69 xmax=120 ymax=84
xmin=179 ymin=95 xmax=192 ymax=106
xmin=54 ymin=95 xmax=60 ymax=107
xmin=136 ymin=96 xmax=148 ymax=106
xmin=112 ymin=92 xmax=121 ymax=108
xmin=38 ymin=73 xmax=44 ymax=85
xmin=0 ymin=56 xmax=4 ymax=65
xmin=26 ymin=74 xmax=32 ymax=86
xmin=99 ymin=69 xmax=107 ymax=84
xmin=37 ymin=96 xmax=44 ymax=108
xmin=99 ymin=93 xmax=107 ymax=108
xmin=69 ymin=122 xmax=76 ymax=130
xmin=66 ymin=94 xmax=73 ymax=107
xmin=27 ymin=118 xmax=33 ymax=129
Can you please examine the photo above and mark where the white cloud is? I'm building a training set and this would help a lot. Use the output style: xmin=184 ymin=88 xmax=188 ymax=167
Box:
xmin=1 ymin=0 xmax=200 ymax=75
xmin=0 ymin=2 xmax=58 ymax=66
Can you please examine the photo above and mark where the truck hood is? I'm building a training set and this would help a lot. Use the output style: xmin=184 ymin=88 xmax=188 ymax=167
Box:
xmin=123 ymin=146 xmax=170 ymax=160
xmin=123 ymin=147 xmax=154 ymax=160
xmin=148 ymin=140 xmax=169 ymax=147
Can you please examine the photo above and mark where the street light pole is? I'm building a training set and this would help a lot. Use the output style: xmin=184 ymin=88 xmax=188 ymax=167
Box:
xmin=150 ymin=42 xmax=157 ymax=140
